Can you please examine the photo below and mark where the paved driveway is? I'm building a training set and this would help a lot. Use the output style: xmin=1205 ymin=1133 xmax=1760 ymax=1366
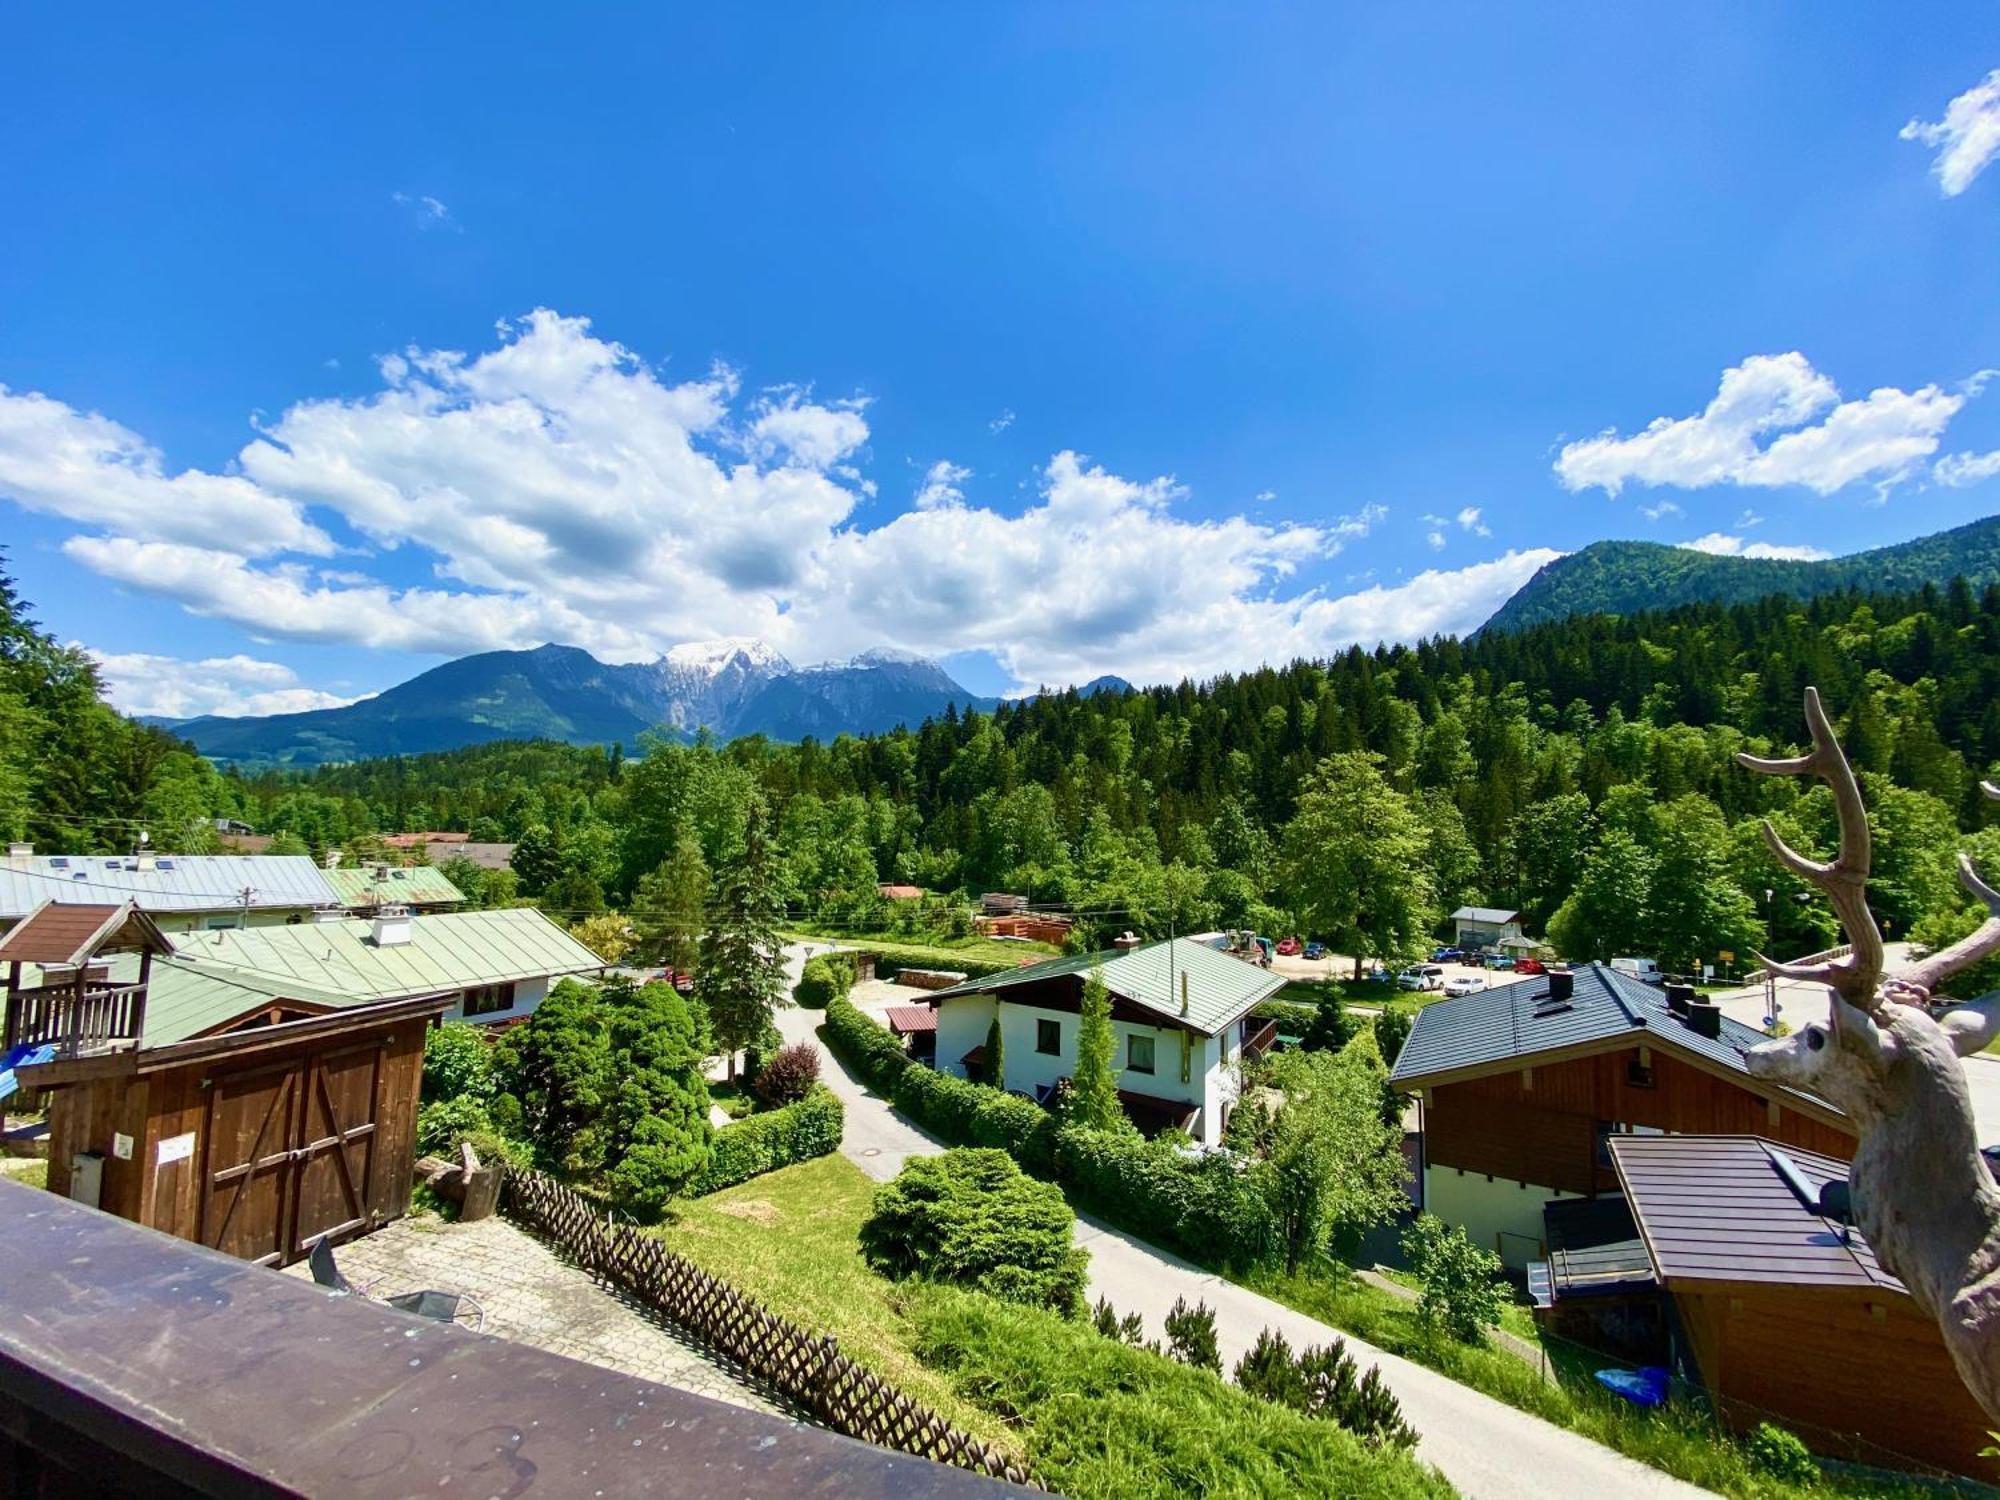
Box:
xmin=776 ymin=944 xmax=1715 ymax=1500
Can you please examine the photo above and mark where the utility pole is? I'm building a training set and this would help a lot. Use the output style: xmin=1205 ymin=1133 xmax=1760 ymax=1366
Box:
xmin=238 ymin=886 xmax=255 ymax=930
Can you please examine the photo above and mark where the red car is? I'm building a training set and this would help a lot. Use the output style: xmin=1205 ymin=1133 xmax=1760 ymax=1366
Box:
xmin=1276 ymin=936 xmax=1302 ymax=956
xmin=1513 ymin=957 xmax=1546 ymax=976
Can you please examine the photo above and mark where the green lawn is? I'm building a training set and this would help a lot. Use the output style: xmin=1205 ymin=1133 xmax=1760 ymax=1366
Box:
xmin=658 ymin=1155 xmax=1455 ymax=1500
xmin=656 ymin=1153 xmax=1026 ymax=1457
xmin=783 ymin=927 xmax=1063 ymax=967
xmin=1245 ymin=1264 xmax=1954 ymax=1500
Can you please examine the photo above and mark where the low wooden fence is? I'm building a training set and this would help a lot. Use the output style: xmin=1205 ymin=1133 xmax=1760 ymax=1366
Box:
xmin=502 ymin=1167 xmax=1038 ymax=1489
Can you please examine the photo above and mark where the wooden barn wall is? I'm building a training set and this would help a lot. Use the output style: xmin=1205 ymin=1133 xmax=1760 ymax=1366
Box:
xmin=1675 ymin=1286 xmax=1990 ymax=1477
xmin=1424 ymin=1046 xmax=1853 ymax=1194
xmin=39 ymin=1014 xmax=430 ymax=1260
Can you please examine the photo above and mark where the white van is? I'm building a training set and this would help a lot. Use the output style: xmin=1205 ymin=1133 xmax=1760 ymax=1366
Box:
xmin=1610 ymin=956 xmax=1662 ymax=985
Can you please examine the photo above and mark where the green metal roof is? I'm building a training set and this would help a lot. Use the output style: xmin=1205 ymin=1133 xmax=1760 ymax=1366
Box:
xmin=928 ymin=937 xmax=1283 ymax=1035
xmin=30 ymin=950 xmax=379 ymax=1048
xmin=322 ymin=865 xmax=465 ymax=909
xmin=170 ymin=908 xmax=603 ymax=1004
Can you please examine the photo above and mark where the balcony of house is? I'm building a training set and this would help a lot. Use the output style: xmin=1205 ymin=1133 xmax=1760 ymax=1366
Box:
xmin=2 ymin=973 xmax=148 ymax=1056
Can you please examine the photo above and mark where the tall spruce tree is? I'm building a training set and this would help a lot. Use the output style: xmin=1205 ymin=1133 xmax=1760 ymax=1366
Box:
xmin=1069 ymin=968 xmax=1125 ymax=1132
xmin=698 ymin=807 xmax=787 ymax=1079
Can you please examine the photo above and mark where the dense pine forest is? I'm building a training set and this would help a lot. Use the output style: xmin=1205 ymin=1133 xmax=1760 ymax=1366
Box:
xmin=14 ymin=553 xmax=2000 ymax=975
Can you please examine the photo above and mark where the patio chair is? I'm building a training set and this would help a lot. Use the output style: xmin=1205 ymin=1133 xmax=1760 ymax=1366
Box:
xmin=306 ymin=1235 xmax=483 ymax=1331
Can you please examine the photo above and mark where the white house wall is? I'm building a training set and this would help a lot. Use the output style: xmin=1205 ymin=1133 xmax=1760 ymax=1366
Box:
xmin=445 ymin=974 xmax=550 ymax=1025
xmin=1422 ymin=1164 xmax=1578 ymax=1269
xmin=935 ymin=995 xmax=996 ymax=1076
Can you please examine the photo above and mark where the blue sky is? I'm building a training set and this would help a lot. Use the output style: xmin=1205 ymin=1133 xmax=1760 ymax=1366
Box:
xmin=3 ymin=7 xmax=1999 ymax=717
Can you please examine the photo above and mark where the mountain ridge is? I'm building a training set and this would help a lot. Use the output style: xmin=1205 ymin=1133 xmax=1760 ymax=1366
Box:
xmin=164 ymin=642 xmax=1008 ymax=766
xmin=1480 ymin=514 xmax=2000 ymax=634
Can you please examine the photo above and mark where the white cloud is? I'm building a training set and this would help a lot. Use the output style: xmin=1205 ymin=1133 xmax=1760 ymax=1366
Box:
xmin=13 ymin=309 xmax=1536 ymax=690
xmin=1639 ymin=500 xmax=1683 ymax=521
xmin=1680 ymin=532 xmax=1830 ymax=562
xmin=87 ymin=649 xmax=360 ymax=719
xmin=1456 ymin=506 xmax=1491 ymax=537
xmin=1736 ymin=508 xmax=1764 ymax=527
xmin=1555 ymin=352 xmax=1966 ymax=498
xmin=0 ymin=386 xmax=331 ymax=555
xmin=392 ymin=191 xmax=458 ymax=229
xmin=749 ymin=388 xmax=870 ymax=469
xmin=989 ymin=408 xmax=1015 ymax=433
xmin=914 ymin=459 xmax=971 ymax=510
xmin=1937 ymin=449 xmax=2000 ymax=487
xmin=1902 ymin=68 xmax=2000 ymax=197
xmin=1421 ymin=514 xmax=1448 ymax=550
xmin=1254 ymin=489 xmax=1276 ymax=503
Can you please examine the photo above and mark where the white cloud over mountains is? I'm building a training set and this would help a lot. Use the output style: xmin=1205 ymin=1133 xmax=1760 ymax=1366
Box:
xmin=1680 ymin=533 xmax=1830 ymax=562
xmin=1554 ymin=352 xmax=1967 ymax=499
xmin=2 ymin=310 xmax=1553 ymax=692
xmin=1902 ymin=68 xmax=2000 ymax=198
xmin=88 ymin=650 xmax=357 ymax=719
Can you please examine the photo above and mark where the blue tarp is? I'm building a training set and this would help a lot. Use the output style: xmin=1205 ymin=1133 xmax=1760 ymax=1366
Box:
xmin=1594 ymin=1366 xmax=1670 ymax=1407
xmin=0 ymin=1044 xmax=58 ymax=1103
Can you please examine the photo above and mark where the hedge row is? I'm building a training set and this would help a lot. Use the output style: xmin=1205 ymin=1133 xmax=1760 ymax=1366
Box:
xmin=1251 ymin=998 xmax=1318 ymax=1035
xmin=687 ymin=1085 xmax=844 ymax=1196
xmin=822 ymin=997 xmax=1272 ymax=1267
xmin=793 ymin=951 xmax=858 ymax=1010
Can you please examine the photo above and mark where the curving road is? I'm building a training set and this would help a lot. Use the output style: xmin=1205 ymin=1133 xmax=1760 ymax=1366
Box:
xmin=775 ymin=945 xmax=1715 ymax=1500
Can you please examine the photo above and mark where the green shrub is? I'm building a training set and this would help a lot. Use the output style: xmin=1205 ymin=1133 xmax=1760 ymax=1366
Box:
xmin=1235 ymin=1327 xmax=1309 ymax=1407
xmin=824 ymin=996 xmax=913 ymax=1091
xmin=1298 ymin=1340 xmax=1417 ymax=1450
xmin=421 ymin=1022 xmax=496 ymax=1104
xmin=794 ymin=951 xmax=857 ymax=1009
xmin=1054 ymin=1124 xmax=1278 ymax=1268
xmin=1745 ymin=1422 xmax=1818 ymax=1486
xmin=890 ymin=1063 xmax=1062 ymax=1174
xmin=1253 ymin=999 xmax=1319 ymax=1036
xmin=1373 ymin=1003 xmax=1416 ymax=1068
xmin=1402 ymin=1213 xmax=1505 ymax=1342
xmin=860 ymin=1149 xmax=1088 ymax=1317
xmin=1165 ymin=1296 xmax=1221 ymax=1372
xmin=687 ymin=1085 xmax=844 ymax=1195
xmin=1092 ymin=1297 xmax=1146 ymax=1346
xmin=904 ymin=1289 xmax=1454 ymax=1500
xmin=416 ymin=1095 xmax=494 ymax=1155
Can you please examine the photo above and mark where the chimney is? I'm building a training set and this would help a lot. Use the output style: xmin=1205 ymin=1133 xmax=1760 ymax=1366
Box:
xmin=1685 ymin=997 xmax=1722 ymax=1039
xmin=1113 ymin=931 xmax=1142 ymax=951
xmin=1664 ymin=982 xmax=1695 ymax=1017
xmin=371 ymin=905 xmax=414 ymax=947
xmin=1546 ymin=969 xmax=1574 ymax=1003
xmin=324 ymin=849 xmax=341 ymax=870
xmin=4 ymin=842 xmax=31 ymax=868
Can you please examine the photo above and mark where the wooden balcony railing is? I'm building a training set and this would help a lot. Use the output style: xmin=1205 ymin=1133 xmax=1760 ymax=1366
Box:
xmin=1242 ymin=1018 xmax=1280 ymax=1060
xmin=4 ymin=982 xmax=147 ymax=1057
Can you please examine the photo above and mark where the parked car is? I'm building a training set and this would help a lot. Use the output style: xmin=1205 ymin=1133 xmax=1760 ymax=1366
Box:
xmin=1610 ymin=956 xmax=1663 ymax=985
xmin=1430 ymin=946 xmax=1463 ymax=963
xmin=1397 ymin=964 xmax=1447 ymax=992
xmin=1513 ymin=957 xmax=1546 ymax=976
xmin=1276 ymin=936 xmax=1302 ymax=956
xmin=1482 ymin=953 xmax=1515 ymax=970
xmin=1303 ymin=941 xmax=1326 ymax=960
xmin=1445 ymin=975 xmax=1485 ymax=997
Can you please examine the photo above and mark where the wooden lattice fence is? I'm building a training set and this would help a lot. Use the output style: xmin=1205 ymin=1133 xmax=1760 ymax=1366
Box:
xmin=502 ymin=1167 xmax=1038 ymax=1489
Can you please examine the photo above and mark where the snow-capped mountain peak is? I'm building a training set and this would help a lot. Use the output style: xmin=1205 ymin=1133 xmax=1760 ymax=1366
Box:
xmin=660 ymin=637 xmax=793 ymax=677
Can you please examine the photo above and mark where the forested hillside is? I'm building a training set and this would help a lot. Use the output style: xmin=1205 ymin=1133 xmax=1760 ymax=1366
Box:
xmin=1482 ymin=514 xmax=2000 ymax=634
xmin=225 ymin=578 xmax=2000 ymax=976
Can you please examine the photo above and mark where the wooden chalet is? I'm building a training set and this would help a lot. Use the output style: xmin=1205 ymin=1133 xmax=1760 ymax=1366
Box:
xmin=1390 ymin=965 xmax=1854 ymax=1265
xmin=2 ymin=899 xmax=451 ymax=1268
xmin=1609 ymin=1134 xmax=1991 ymax=1478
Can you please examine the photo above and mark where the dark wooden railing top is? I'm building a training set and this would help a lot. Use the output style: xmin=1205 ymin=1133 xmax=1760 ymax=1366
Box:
xmin=4 ymin=981 xmax=147 ymax=1056
xmin=1242 ymin=1018 xmax=1280 ymax=1058
xmin=0 ymin=1179 xmax=1014 ymax=1498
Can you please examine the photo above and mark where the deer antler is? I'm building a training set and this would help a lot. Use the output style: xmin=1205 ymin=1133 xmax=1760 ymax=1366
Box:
xmin=1735 ymin=687 xmax=1886 ymax=1010
xmin=1901 ymin=779 xmax=2000 ymax=999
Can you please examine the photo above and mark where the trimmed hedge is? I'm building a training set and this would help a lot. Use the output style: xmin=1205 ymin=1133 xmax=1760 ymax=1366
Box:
xmin=687 ymin=1085 xmax=844 ymax=1196
xmin=1252 ymin=998 xmax=1318 ymax=1035
xmin=1055 ymin=1125 xmax=1278 ymax=1269
xmin=794 ymin=951 xmax=858 ymax=1009
xmin=825 ymin=997 xmax=1272 ymax=1266
xmin=825 ymin=996 xmax=913 ymax=1090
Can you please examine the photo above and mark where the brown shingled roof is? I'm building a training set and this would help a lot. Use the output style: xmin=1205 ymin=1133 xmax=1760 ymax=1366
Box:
xmin=1608 ymin=1133 xmax=1895 ymax=1292
xmin=0 ymin=900 xmax=175 ymax=967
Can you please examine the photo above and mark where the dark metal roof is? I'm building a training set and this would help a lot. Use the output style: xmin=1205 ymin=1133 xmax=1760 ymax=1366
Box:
xmin=1542 ymin=1195 xmax=1655 ymax=1299
xmin=1389 ymin=962 xmax=1819 ymax=1109
xmin=1609 ymin=1134 xmax=1896 ymax=1292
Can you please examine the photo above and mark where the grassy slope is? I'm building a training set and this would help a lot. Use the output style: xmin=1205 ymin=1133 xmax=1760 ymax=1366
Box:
xmin=654 ymin=1153 xmax=1020 ymax=1455
xmin=1248 ymin=1266 xmax=1949 ymax=1500
xmin=782 ymin=926 xmax=1063 ymax=967
xmin=659 ymin=1154 xmax=1456 ymax=1500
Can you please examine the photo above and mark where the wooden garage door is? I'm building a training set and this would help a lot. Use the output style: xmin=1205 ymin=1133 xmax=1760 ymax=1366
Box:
xmin=199 ymin=1059 xmax=301 ymax=1267
xmin=290 ymin=1041 xmax=381 ymax=1258
xmin=199 ymin=1041 xmax=383 ymax=1267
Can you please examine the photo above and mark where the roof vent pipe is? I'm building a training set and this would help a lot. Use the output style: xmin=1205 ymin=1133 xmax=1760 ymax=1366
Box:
xmin=1546 ymin=970 xmax=1574 ymax=1003
xmin=1664 ymin=983 xmax=1695 ymax=1017
xmin=1685 ymin=998 xmax=1722 ymax=1039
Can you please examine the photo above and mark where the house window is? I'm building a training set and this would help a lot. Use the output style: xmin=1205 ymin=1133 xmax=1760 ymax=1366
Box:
xmin=1036 ymin=1018 xmax=1061 ymax=1055
xmin=1127 ymin=1034 xmax=1156 ymax=1074
xmin=462 ymin=982 xmax=515 ymax=1017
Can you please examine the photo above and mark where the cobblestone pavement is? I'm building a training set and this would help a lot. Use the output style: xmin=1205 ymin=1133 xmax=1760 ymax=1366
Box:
xmin=282 ymin=1213 xmax=782 ymax=1417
